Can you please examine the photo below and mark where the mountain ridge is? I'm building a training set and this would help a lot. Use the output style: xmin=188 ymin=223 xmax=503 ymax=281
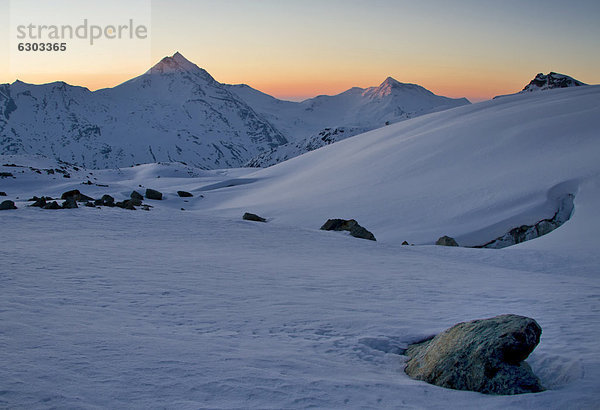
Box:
xmin=1 ymin=52 xmax=470 ymax=169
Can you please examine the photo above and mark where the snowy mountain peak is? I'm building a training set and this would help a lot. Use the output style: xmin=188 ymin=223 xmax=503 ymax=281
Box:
xmin=381 ymin=76 xmax=402 ymax=87
xmin=522 ymin=72 xmax=586 ymax=92
xmin=146 ymin=51 xmax=203 ymax=75
xmin=367 ymin=76 xmax=430 ymax=99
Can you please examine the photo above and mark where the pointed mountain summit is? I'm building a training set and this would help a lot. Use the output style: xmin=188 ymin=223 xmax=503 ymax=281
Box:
xmin=522 ymin=72 xmax=586 ymax=92
xmin=366 ymin=77 xmax=436 ymax=99
xmin=146 ymin=51 xmax=202 ymax=75
xmin=0 ymin=52 xmax=287 ymax=169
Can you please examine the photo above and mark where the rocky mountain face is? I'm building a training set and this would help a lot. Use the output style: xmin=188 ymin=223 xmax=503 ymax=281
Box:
xmin=522 ymin=72 xmax=586 ymax=92
xmin=0 ymin=53 xmax=287 ymax=169
xmin=1 ymin=52 xmax=470 ymax=169
xmin=494 ymin=72 xmax=587 ymax=99
xmin=245 ymin=126 xmax=370 ymax=167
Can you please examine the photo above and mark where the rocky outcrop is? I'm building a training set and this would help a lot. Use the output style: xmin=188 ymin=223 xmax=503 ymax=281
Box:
xmin=0 ymin=191 xmax=6 ymax=196
xmin=405 ymin=314 xmax=545 ymax=395
xmin=177 ymin=190 xmax=193 ymax=197
xmin=436 ymin=235 xmax=459 ymax=247
xmin=320 ymin=219 xmax=376 ymax=241
xmin=0 ymin=200 xmax=17 ymax=210
xmin=243 ymin=212 xmax=266 ymax=222
xmin=478 ymin=194 xmax=574 ymax=249
xmin=522 ymin=72 xmax=586 ymax=92
xmin=145 ymin=189 xmax=163 ymax=200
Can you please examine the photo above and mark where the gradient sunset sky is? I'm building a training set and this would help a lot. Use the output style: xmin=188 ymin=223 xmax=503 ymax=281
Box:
xmin=1 ymin=0 xmax=599 ymax=102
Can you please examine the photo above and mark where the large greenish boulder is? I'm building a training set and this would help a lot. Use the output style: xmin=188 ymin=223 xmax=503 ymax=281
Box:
xmin=405 ymin=314 xmax=544 ymax=395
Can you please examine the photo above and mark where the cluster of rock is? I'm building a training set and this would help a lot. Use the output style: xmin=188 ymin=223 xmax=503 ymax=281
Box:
xmin=320 ymin=219 xmax=376 ymax=241
xmin=2 ymin=162 xmax=75 ymax=178
xmin=24 ymin=188 xmax=164 ymax=211
xmin=404 ymin=314 xmax=545 ymax=395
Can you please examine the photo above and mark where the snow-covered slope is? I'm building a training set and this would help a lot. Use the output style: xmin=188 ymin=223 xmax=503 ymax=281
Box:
xmin=0 ymin=52 xmax=287 ymax=169
xmin=229 ymin=77 xmax=469 ymax=167
xmin=2 ymin=151 xmax=600 ymax=408
xmin=245 ymin=126 xmax=370 ymax=167
xmin=201 ymin=86 xmax=600 ymax=249
xmin=2 ymin=85 xmax=600 ymax=407
xmin=229 ymin=77 xmax=470 ymax=167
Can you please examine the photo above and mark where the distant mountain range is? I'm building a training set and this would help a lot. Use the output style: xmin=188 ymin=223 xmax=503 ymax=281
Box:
xmin=2 ymin=54 xmax=585 ymax=169
xmin=0 ymin=52 xmax=470 ymax=169
xmin=230 ymin=76 xmax=470 ymax=167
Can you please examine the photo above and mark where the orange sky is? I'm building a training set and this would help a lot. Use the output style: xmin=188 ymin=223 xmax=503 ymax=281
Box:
xmin=1 ymin=0 xmax=599 ymax=102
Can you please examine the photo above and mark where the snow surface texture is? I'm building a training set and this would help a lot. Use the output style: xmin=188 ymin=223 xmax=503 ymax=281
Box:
xmin=1 ymin=86 xmax=600 ymax=408
xmin=0 ymin=53 xmax=469 ymax=169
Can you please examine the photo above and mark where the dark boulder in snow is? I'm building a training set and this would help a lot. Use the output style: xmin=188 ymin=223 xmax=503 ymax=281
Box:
xmin=97 ymin=194 xmax=115 ymax=207
xmin=129 ymin=191 xmax=143 ymax=206
xmin=243 ymin=212 xmax=266 ymax=222
xmin=60 ymin=189 xmax=93 ymax=202
xmin=43 ymin=201 xmax=61 ymax=210
xmin=0 ymin=191 xmax=6 ymax=196
xmin=29 ymin=196 xmax=49 ymax=208
xmin=62 ymin=197 xmax=78 ymax=209
xmin=405 ymin=314 xmax=544 ymax=395
xmin=0 ymin=200 xmax=17 ymax=210
xmin=177 ymin=190 xmax=193 ymax=197
xmin=131 ymin=191 xmax=144 ymax=201
xmin=435 ymin=235 xmax=459 ymax=246
xmin=320 ymin=219 xmax=376 ymax=241
xmin=116 ymin=200 xmax=136 ymax=210
xmin=145 ymin=189 xmax=163 ymax=200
